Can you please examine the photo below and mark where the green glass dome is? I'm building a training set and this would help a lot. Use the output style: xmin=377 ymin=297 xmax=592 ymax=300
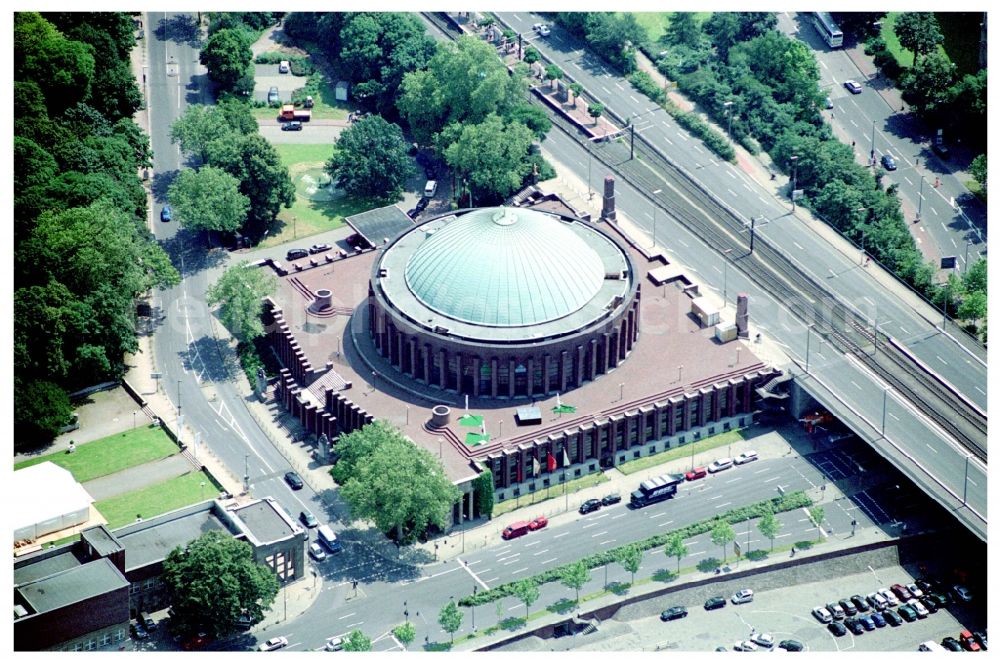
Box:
xmin=404 ymin=207 xmax=606 ymax=327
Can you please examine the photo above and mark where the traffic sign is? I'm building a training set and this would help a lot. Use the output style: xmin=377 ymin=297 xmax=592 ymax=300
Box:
xmin=150 ymin=372 xmax=163 ymax=379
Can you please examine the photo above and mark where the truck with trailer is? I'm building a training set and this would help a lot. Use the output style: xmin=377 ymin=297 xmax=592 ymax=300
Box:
xmin=629 ymin=474 xmax=684 ymax=508
xmin=279 ymin=104 xmax=311 ymax=122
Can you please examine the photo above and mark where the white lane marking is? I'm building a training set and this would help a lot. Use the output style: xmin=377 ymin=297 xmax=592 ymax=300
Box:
xmin=678 ymin=238 xmax=690 ymax=247
xmin=693 ymin=144 xmax=704 ymax=153
xmin=458 ymin=557 xmax=491 ymax=590
xmin=345 ymin=621 xmax=365 ymax=628
xmin=864 ymin=296 xmax=875 ymax=306
xmin=338 ymin=613 xmax=356 ymax=620
xmin=602 ymin=86 xmax=612 ymax=95
xmin=534 ymin=549 xmax=549 ymax=556
xmin=630 ymin=95 xmax=641 ymax=103
xmin=552 ymin=532 xmax=569 ymax=538
xmin=716 ymin=502 xmax=732 ymax=508
xmin=511 ymin=566 xmax=530 ymax=575
xmin=658 ymin=520 xmax=673 ymax=527
xmin=728 ymin=188 xmax=738 ymax=198
xmin=763 ymin=476 xmax=780 ymax=483
xmin=743 ymin=183 xmax=753 ymax=192
xmin=662 ymin=120 xmax=670 ymax=127
xmin=851 ymin=381 xmax=862 ymax=390
xmin=475 ymin=568 xmax=492 ymax=575
xmin=615 ymin=82 xmax=625 ymax=90
xmin=974 ymin=386 xmax=985 ymax=395
xmin=727 ymin=171 xmax=737 ymax=179
xmin=467 ymin=559 xmax=482 ymax=566
xmin=592 ymin=530 xmax=609 ymax=538
xmin=599 ymin=539 xmax=616 ymax=545
xmin=889 ymin=412 xmax=900 ymax=421
xmin=542 ymin=557 xmax=558 ymax=564
xmin=664 ymin=137 xmax=673 ymax=145
xmin=899 ymin=325 xmax=909 ymax=334
xmin=650 ymin=511 xmax=667 ymax=518
xmin=926 ymin=443 xmax=937 ymax=454
xmin=936 ymin=355 xmax=948 ymax=365
xmin=483 ymin=576 xmax=499 ymax=583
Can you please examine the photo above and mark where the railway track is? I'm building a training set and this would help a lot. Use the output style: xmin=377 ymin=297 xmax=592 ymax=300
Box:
xmin=419 ymin=11 xmax=987 ymax=461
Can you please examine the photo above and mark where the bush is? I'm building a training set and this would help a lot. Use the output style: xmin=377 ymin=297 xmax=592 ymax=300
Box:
xmin=627 ymin=71 xmax=665 ymax=105
xmin=670 ymin=107 xmax=736 ymax=161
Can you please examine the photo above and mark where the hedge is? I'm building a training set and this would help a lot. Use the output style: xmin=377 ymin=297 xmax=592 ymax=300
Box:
xmin=459 ymin=490 xmax=812 ymax=606
xmin=626 ymin=71 xmax=666 ymax=105
xmin=667 ymin=103 xmax=736 ymax=162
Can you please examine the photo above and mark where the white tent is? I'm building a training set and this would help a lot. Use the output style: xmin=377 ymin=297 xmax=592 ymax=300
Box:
xmin=13 ymin=462 xmax=94 ymax=542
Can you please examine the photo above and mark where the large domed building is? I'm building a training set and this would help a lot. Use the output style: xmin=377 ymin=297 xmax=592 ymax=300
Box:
xmin=368 ymin=206 xmax=640 ymax=398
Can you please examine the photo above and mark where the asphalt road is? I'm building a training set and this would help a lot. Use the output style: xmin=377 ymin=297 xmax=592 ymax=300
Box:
xmin=775 ymin=12 xmax=987 ymax=270
xmin=494 ymin=12 xmax=986 ymax=414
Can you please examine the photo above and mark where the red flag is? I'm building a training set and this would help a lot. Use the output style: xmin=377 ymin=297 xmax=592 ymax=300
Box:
xmin=547 ymin=452 xmax=557 ymax=473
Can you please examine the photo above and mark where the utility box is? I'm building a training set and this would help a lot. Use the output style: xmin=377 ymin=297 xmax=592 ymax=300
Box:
xmin=691 ymin=296 xmax=720 ymax=328
xmin=715 ymin=322 xmax=738 ymax=342
xmin=334 ymin=80 xmax=349 ymax=101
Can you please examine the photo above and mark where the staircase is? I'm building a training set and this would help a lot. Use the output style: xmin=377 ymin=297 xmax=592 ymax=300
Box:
xmin=756 ymin=370 xmax=791 ymax=399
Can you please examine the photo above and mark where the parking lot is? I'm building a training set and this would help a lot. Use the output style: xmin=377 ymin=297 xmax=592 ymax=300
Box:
xmin=572 ymin=564 xmax=983 ymax=652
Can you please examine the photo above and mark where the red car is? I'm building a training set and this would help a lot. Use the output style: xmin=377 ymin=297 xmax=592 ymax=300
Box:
xmin=890 ymin=583 xmax=913 ymax=601
xmin=959 ymin=630 xmax=981 ymax=652
xmin=528 ymin=516 xmax=548 ymax=531
xmin=685 ymin=467 xmax=707 ymax=481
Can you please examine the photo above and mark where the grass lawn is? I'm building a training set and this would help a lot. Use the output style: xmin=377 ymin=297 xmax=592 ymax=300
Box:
xmin=624 ymin=12 xmax=712 ymax=45
xmin=883 ymin=13 xmax=982 ymax=76
xmin=13 ymin=425 xmax=178 ymax=483
xmin=615 ymin=428 xmax=745 ymax=476
xmin=94 ymin=470 xmax=222 ymax=529
xmin=258 ymin=144 xmax=372 ymax=248
xmin=493 ymin=472 xmax=611 ymax=517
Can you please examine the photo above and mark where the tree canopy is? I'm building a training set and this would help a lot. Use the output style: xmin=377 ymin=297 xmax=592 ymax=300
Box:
xmin=559 ymin=561 xmax=591 ymax=602
xmin=168 ymin=166 xmax=250 ymax=233
xmin=327 ymin=115 xmax=414 ymax=202
xmin=342 ymin=629 xmax=372 ymax=652
xmin=162 ymin=531 xmax=279 ymax=639
xmin=334 ymin=421 xmax=462 ymax=542
xmin=894 ymin=12 xmax=944 ymax=66
xmin=200 ymin=27 xmax=254 ymax=95
xmin=206 ymin=261 xmax=277 ymax=344
xmin=443 ymin=114 xmax=535 ymax=203
xmin=438 ymin=601 xmax=463 ymax=643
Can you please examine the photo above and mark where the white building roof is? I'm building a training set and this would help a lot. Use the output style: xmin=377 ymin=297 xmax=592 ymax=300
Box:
xmin=13 ymin=462 xmax=94 ymax=537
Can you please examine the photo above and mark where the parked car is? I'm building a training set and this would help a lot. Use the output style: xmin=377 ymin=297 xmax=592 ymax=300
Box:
xmin=869 ymin=612 xmax=886 ymax=628
xmin=267 ymin=86 xmax=280 ymax=104
xmin=921 ymin=595 xmax=938 ymax=613
xmin=881 ymin=154 xmax=898 ymax=170
xmin=911 ymin=600 xmax=929 ymax=618
xmin=824 ymin=97 xmax=834 ymax=109
xmin=914 ymin=578 xmax=934 ymax=593
xmin=309 ymin=243 xmax=332 ymax=254
xmin=731 ymin=589 xmax=754 ymax=605
xmin=825 ymin=602 xmax=846 ymax=621
xmin=259 ymin=636 xmax=288 ymax=651
xmin=735 ymin=640 xmax=758 ymax=652
xmin=502 ymin=521 xmax=530 ymax=540
xmin=308 ymin=542 xmax=327 ymax=561
xmin=858 ymin=614 xmax=876 ymax=631
xmin=827 ymin=621 xmax=847 ymax=637
xmin=325 ymin=637 xmax=344 ymax=652
xmin=660 ymin=606 xmax=688 ymax=621
xmin=905 ymin=583 xmax=923 ymax=598
xmin=707 ymin=457 xmax=734 ymax=473
xmin=281 ymin=121 xmax=303 ymax=131
xmin=878 ymin=587 xmax=900 ymax=606
xmin=685 ymin=467 xmax=707 ymax=481
xmin=528 ymin=515 xmax=548 ymax=530
xmin=182 ymin=633 xmax=209 ymax=650
xmin=138 ymin=613 xmax=156 ymax=632
xmin=734 ymin=450 xmax=758 ymax=465
xmin=867 ymin=592 xmax=888 ymax=610
xmin=423 ymin=180 xmax=438 ymax=197
xmin=959 ymin=630 xmax=982 ymax=651
xmin=131 ymin=622 xmax=149 ymax=640
xmin=601 ymin=492 xmax=621 ymax=506
xmin=882 ymin=609 xmax=902 ymax=626
xmin=838 ymin=599 xmax=858 ymax=616
xmin=284 ymin=471 xmax=304 ymax=490
xmin=579 ymin=499 xmax=602 ymax=514
xmin=844 ymin=617 xmax=864 ymax=635
xmin=299 ymin=510 xmax=318 ymax=528
xmin=971 ymin=630 xmax=987 ymax=651
xmin=850 ymin=594 xmax=870 ymax=612
xmin=812 ymin=606 xmax=833 ymax=623
xmin=778 ymin=639 xmax=804 ymax=652
xmin=928 ymin=591 xmax=950 ymax=608
xmin=942 ymin=637 xmax=963 ymax=652
xmin=286 ymin=248 xmax=309 ymax=261
xmin=750 ymin=633 xmax=774 ymax=648
xmin=932 ymin=142 xmax=951 ymax=159
xmin=406 ymin=208 xmax=420 ymax=220
xmin=890 ymin=583 xmax=912 ymax=601
xmin=704 ymin=596 xmax=727 ymax=611
xmin=897 ymin=604 xmax=918 ymax=622
xmin=278 ymin=60 xmax=290 ymax=73
xmin=919 ymin=640 xmax=946 ymax=652
xmin=952 ymin=584 xmax=973 ymax=602
xmin=844 ymin=80 xmax=863 ymax=94
xmin=533 ymin=23 xmax=551 ymax=37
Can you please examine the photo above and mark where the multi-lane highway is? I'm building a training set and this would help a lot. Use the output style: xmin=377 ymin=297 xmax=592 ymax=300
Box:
xmin=775 ymin=12 xmax=987 ymax=272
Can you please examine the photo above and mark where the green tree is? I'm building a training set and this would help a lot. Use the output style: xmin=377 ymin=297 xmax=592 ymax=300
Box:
xmin=14 ymin=380 xmax=74 ymax=447
xmin=443 ymin=114 xmax=535 ymax=203
xmin=171 ymin=104 xmax=241 ymax=163
xmin=963 ymin=258 xmax=987 ymax=294
xmin=559 ymin=561 xmax=591 ymax=603
xmin=665 ymin=12 xmax=701 ymax=47
xmin=756 ymin=507 xmax=782 ymax=552
xmin=523 ymin=46 xmax=540 ymax=65
xmin=331 ymin=420 xmax=397 ymax=485
xmin=588 ymin=102 xmax=604 ymax=125
xmin=338 ymin=422 xmax=462 ymax=541
xmin=710 ymin=519 xmax=736 ymax=562
xmin=327 ymin=115 xmax=415 ymax=202
xmin=545 ymin=64 xmax=564 ymax=90
xmin=472 ymin=470 xmax=495 ymax=518
xmin=343 ymin=629 xmax=372 ymax=652
xmin=494 ymin=599 xmax=506 ymax=625
xmin=206 ymin=261 xmax=277 ymax=344
xmin=958 ymin=290 xmax=986 ymax=324
xmin=617 ymin=544 xmax=643 ymax=586
xmin=205 ymin=133 xmax=295 ymax=239
xmin=508 ymin=104 xmax=552 ymax=140
xmin=438 ymin=600 xmax=463 ymax=644
xmin=569 ymin=82 xmax=584 ymax=107
xmin=16 ymin=12 xmax=96 ymax=112
xmin=162 ymin=531 xmax=279 ymax=639
xmin=512 ymin=579 xmax=540 ymax=619
xmin=393 ymin=622 xmax=416 ymax=650
xmin=893 ymin=12 xmax=943 ymax=66
xmin=664 ymin=532 xmax=689 ymax=573
xmin=168 ymin=166 xmax=249 ymax=234
xmin=808 ymin=506 xmax=825 ymax=540
xmin=200 ymin=28 xmax=253 ymax=94
xmin=904 ymin=51 xmax=956 ymax=115
xmin=969 ymin=154 xmax=986 ymax=191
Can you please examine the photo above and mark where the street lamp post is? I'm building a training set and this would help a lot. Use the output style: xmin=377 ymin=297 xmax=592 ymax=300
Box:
xmin=870 ymin=119 xmax=876 ymax=165
xmin=790 ymin=155 xmax=799 ymax=211
xmin=471 ymin=586 xmax=477 ymax=630
xmin=805 ymin=324 xmax=814 ymax=373
xmin=723 ymin=101 xmax=734 ymax=139
xmin=650 ymin=189 xmax=662 ymax=249
xmin=722 ymin=248 xmax=733 ymax=303
xmin=915 ymin=175 xmax=926 ymax=222
xmin=881 ymin=388 xmax=888 ymax=436
xmin=133 ymin=410 xmax=137 ymax=430
xmin=964 ymin=240 xmax=973 ymax=272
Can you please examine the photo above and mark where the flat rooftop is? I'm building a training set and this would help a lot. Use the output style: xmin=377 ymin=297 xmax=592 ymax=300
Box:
xmin=114 ymin=503 xmax=238 ymax=572
xmin=17 ymin=558 xmax=127 ymax=614
xmin=231 ymin=499 xmax=299 ymax=545
xmin=269 ymin=206 xmax=766 ymax=483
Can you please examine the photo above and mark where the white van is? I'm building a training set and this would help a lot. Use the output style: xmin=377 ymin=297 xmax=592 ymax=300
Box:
xmin=278 ymin=60 xmax=290 ymax=74
xmin=423 ymin=180 xmax=438 ymax=197
xmin=317 ymin=525 xmax=342 ymax=553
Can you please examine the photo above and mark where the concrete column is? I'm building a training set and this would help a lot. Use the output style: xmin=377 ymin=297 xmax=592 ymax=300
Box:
xmin=543 ymin=354 xmax=551 ymax=394
xmin=454 ymin=352 xmax=462 ymax=392
xmin=422 ymin=344 xmax=431 ymax=383
xmin=508 ymin=359 xmax=516 ymax=398
xmin=468 ymin=485 xmax=475 ymax=519
xmin=473 ymin=356 xmax=481 ymax=397
xmin=560 ymin=350 xmax=569 ymax=392
xmin=491 ymin=358 xmax=499 ymax=397
xmin=437 ymin=349 xmax=446 ymax=389
xmin=395 ymin=328 xmax=404 ymax=368
xmin=526 ymin=357 xmax=535 ymax=396
xmin=637 ymin=410 xmax=648 ymax=444
xmin=682 ymin=394 xmax=693 ymax=431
